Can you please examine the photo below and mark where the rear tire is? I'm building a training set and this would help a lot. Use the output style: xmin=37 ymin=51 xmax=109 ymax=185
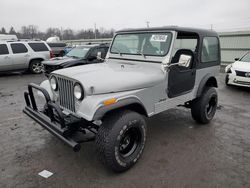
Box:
xmin=191 ymin=87 xmax=218 ymax=124
xmin=29 ymin=60 xmax=43 ymax=74
xmin=95 ymin=110 xmax=147 ymax=172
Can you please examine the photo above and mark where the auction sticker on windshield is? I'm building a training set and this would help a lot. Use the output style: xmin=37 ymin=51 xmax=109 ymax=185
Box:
xmin=150 ymin=34 xmax=168 ymax=42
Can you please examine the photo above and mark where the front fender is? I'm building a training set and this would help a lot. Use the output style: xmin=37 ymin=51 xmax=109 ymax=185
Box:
xmin=92 ymin=97 xmax=147 ymax=120
xmin=75 ymin=89 xmax=148 ymax=121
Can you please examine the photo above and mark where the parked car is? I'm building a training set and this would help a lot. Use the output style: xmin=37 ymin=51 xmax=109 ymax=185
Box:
xmin=0 ymin=40 xmax=53 ymax=74
xmin=23 ymin=26 xmax=220 ymax=172
xmin=225 ymin=51 xmax=250 ymax=87
xmin=47 ymin=42 xmax=67 ymax=57
xmin=42 ymin=43 xmax=109 ymax=77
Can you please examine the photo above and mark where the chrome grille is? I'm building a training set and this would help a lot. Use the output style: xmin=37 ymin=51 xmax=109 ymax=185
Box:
xmin=57 ymin=77 xmax=75 ymax=112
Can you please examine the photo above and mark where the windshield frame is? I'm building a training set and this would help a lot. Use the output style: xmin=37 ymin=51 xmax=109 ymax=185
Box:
xmin=110 ymin=31 xmax=173 ymax=57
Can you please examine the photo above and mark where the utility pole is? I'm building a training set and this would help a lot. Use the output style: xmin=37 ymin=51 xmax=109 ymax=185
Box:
xmin=94 ymin=23 xmax=97 ymax=39
xmin=146 ymin=21 xmax=150 ymax=28
xmin=210 ymin=24 xmax=213 ymax=30
xmin=60 ymin=27 xmax=63 ymax=40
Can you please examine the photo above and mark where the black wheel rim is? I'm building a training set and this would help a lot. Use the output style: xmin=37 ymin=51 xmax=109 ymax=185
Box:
xmin=206 ymin=95 xmax=217 ymax=118
xmin=119 ymin=127 xmax=142 ymax=158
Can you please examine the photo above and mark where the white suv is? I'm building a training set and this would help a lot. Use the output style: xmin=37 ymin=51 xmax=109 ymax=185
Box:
xmin=0 ymin=40 xmax=53 ymax=74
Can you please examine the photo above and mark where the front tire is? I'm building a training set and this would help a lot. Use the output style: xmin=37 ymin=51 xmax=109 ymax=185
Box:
xmin=191 ymin=87 xmax=218 ymax=124
xmin=29 ymin=60 xmax=43 ymax=74
xmin=95 ymin=110 xmax=147 ymax=172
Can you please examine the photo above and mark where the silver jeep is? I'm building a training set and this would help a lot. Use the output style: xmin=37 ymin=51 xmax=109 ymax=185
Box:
xmin=23 ymin=26 xmax=220 ymax=172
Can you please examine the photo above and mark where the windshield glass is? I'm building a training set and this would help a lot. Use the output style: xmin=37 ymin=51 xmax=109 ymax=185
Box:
xmin=66 ymin=46 xmax=90 ymax=58
xmin=240 ymin=52 xmax=250 ymax=62
xmin=111 ymin=32 xmax=172 ymax=57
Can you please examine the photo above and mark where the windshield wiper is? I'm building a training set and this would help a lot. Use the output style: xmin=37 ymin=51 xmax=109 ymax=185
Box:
xmin=67 ymin=55 xmax=79 ymax=59
xmin=138 ymin=49 xmax=145 ymax=58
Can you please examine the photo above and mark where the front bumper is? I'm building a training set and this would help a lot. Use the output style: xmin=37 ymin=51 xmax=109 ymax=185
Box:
xmin=23 ymin=83 xmax=96 ymax=152
xmin=43 ymin=65 xmax=61 ymax=77
xmin=227 ymin=73 xmax=250 ymax=87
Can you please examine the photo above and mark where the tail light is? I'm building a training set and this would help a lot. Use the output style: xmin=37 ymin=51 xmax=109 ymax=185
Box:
xmin=50 ymin=51 xmax=54 ymax=59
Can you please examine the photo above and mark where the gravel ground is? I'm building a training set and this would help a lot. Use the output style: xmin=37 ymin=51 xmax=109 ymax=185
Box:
xmin=0 ymin=72 xmax=250 ymax=188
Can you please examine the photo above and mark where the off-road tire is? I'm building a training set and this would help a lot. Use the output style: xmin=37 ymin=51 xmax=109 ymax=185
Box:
xmin=191 ymin=87 xmax=218 ymax=124
xmin=225 ymin=74 xmax=230 ymax=86
xmin=29 ymin=60 xmax=43 ymax=74
xmin=95 ymin=110 xmax=147 ymax=172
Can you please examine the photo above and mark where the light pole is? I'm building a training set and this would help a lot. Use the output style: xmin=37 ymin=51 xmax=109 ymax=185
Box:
xmin=94 ymin=23 xmax=97 ymax=39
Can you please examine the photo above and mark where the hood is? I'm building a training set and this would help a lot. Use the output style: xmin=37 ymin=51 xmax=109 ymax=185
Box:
xmin=53 ymin=62 xmax=165 ymax=95
xmin=232 ymin=61 xmax=250 ymax=72
xmin=42 ymin=56 xmax=86 ymax=66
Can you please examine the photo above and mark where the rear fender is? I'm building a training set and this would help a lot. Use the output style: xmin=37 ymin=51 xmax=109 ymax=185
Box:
xmin=196 ymin=74 xmax=218 ymax=97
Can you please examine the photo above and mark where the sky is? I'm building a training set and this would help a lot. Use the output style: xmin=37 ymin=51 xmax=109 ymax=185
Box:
xmin=1 ymin=0 xmax=250 ymax=32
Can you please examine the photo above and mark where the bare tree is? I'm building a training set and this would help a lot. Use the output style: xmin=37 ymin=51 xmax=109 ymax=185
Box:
xmin=6 ymin=25 xmax=115 ymax=40
xmin=19 ymin=25 xmax=38 ymax=39
xmin=46 ymin=27 xmax=62 ymax=39
xmin=0 ymin=27 xmax=6 ymax=34
xmin=62 ymin=29 xmax=74 ymax=40
xmin=9 ymin=26 xmax=16 ymax=35
xmin=28 ymin=25 xmax=38 ymax=38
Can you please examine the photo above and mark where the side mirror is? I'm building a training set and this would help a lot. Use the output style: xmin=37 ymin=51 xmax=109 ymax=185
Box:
xmin=97 ymin=52 xmax=102 ymax=60
xmin=235 ymin=58 xmax=239 ymax=61
xmin=88 ymin=56 xmax=96 ymax=61
xmin=178 ymin=54 xmax=192 ymax=68
xmin=167 ymin=54 xmax=192 ymax=68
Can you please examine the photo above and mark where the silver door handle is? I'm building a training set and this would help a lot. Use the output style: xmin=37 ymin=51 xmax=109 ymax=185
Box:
xmin=4 ymin=56 xmax=10 ymax=59
xmin=24 ymin=54 xmax=30 ymax=57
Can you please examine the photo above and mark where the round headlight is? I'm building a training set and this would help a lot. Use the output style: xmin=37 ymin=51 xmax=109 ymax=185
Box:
xmin=50 ymin=76 xmax=58 ymax=91
xmin=74 ymin=83 xmax=84 ymax=100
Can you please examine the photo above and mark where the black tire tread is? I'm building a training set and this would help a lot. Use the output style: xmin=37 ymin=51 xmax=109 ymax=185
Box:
xmin=95 ymin=110 xmax=146 ymax=172
xmin=191 ymin=87 xmax=217 ymax=124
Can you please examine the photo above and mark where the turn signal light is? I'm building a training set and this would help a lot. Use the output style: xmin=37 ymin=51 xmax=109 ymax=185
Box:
xmin=103 ymin=98 xmax=117 ymax=106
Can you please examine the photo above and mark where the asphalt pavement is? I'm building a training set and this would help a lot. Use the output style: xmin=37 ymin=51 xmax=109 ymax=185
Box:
xmin=0 ymin=72 xmax=250 ymax=188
